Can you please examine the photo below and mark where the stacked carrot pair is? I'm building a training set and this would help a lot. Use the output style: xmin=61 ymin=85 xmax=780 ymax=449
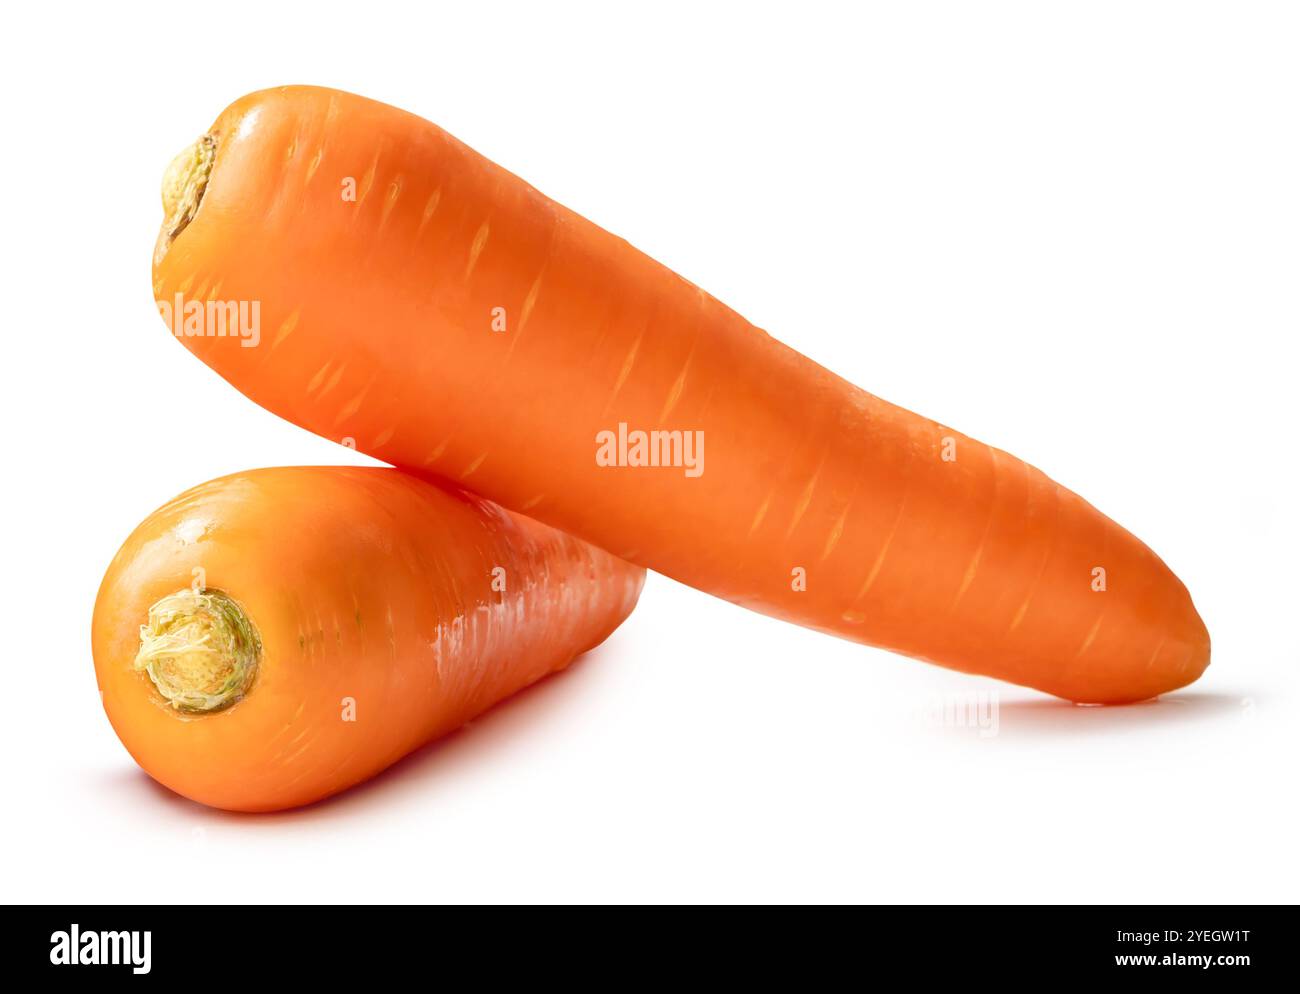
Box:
xmin=94 ymin=87 xmax=1209 ymax=812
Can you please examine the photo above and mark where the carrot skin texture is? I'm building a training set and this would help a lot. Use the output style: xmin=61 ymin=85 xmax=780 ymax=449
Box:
xmin=155 ymin=86 xmax=1209 ymax=703
xmin=92 ymin=467 xmax=644 ymax=812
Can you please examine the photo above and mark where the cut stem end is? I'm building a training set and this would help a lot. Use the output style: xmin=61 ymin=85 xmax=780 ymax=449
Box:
xmin=134 ymin=588 xmax=261 ymax=714
xmin=154 ymin=134 xmax=216 ymax=266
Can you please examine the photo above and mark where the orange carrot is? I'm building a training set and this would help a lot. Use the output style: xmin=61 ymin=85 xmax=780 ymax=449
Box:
xmin=92 ymin=467 xmax=644 ymax=811
xmin=153 ymin=85 xmax=1209 ymax=704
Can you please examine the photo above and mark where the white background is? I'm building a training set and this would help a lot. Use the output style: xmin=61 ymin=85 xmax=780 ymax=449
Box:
xmin=2 ymin=1 xmax=1296 ymax=903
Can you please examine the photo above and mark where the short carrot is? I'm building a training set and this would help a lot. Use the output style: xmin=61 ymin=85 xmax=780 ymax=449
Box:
xmin=153 ymin=85 xmax=1209 ymax=704
xmin=92 ymin=467 xmax=644 ymax=811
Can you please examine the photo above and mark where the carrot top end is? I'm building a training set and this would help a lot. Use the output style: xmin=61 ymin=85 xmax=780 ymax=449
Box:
xmin=154 ymin=134 xmax=216 ymax=267
xmin=133 ymin=588 xmax=261 ymax=714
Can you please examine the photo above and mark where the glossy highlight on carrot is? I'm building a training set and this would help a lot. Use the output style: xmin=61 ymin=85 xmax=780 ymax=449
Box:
xmin=153 ymin=85 xmax=1210 ymax=704
xmin=92 ymin=467 xmax=644 ymax=812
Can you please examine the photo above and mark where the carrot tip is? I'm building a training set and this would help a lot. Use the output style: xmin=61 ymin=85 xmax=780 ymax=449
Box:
xmin=133 ymin=588 xmax=260 ymax=713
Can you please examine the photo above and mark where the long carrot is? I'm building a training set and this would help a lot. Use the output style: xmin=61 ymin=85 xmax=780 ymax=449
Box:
xmin=92 ymin=467 xmax=644 ymax=812
xmin=153 ymin=85 xmax=1209 ymax=704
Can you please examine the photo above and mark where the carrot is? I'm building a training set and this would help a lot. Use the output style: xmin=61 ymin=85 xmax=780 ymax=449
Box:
xmin=92 ymin=467 xmax=644 ymax=812
xmin=153 ymin=85 xmax=1209 ymax=704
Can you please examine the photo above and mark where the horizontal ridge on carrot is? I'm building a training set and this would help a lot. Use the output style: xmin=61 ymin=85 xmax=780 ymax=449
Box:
xmin=153 ymin=85 xmax=1210 ymax=704
xmin=92 ymin=467 xmax=644 ymax=811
